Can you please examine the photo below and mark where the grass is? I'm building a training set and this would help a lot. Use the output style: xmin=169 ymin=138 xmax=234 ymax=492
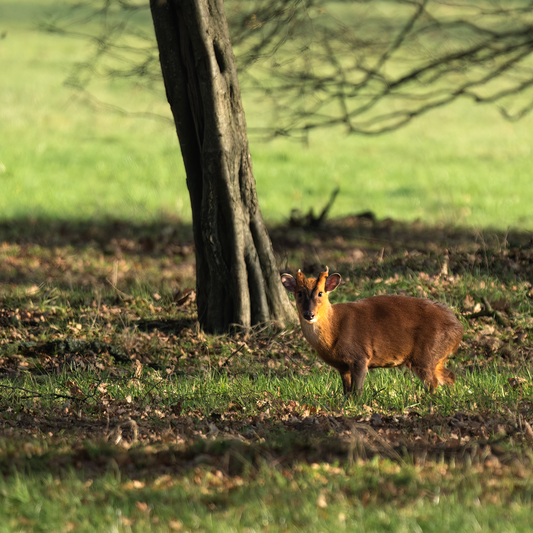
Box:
xmin=2 ymin=1 xmax=533 ymax=228
xmin=250 ymin=99 xmax=533 ymax=228
xmin=1 ymin=1 xmax=189 ymax=222
xmin=4 ymin=1 xmax=533 ymax=531
xmin=2 ymin=220 xmax=533 ymax=530
xmin=2 ymin=360 xmax=532 ymax=423
xmin=2 ymin=460 xmax=533 ymax=532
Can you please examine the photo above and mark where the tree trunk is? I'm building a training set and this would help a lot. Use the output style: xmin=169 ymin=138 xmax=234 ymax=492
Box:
xmin=150 ymin=0 xmax=295 ymax=333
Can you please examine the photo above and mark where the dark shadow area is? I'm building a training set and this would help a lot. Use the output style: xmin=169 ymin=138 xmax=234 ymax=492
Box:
xmin=1 ymin=215 xmax=533 ymax=291
xmin=271 ymin=213 xmax=533 ymax=257
xmin=1 ymin=214 xmax=531 ymax=255
xmin=0 ymin=410 xmax=528 ymax=480
xmin=0 ymin=338 xmax=130 ymax=364
xmin=136 ymin=317 xmax=197 ymax=335
xmin=271 ymin=214 xmax=533 ymax=286
xmin=0 ymin=217 xmax=194 ymax=256
xmin=0 ymin=217 xmax=196 ymax=294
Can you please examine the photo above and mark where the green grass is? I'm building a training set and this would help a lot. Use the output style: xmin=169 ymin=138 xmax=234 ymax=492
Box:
xmin=4 ymin=2 xmax=533 ymax=531
xmin=1 ymin=1 xmax=189 ymax=222
xmin=2 ymin=237 xmax=533 ymax=531
xmin=1 ymin=359 xmax=532 ymax=424
xmin=1 ymin=364 xmax=533 ymax=533
xmin=2 ymin=217 xmax=533 ymax=531
xmin=2 ymin=1 xmax=533 ymax=228
xmin=251 ymin=105 xmax=533 ymax=228
xmin=2 ymin=460 xmax=533 ymax=532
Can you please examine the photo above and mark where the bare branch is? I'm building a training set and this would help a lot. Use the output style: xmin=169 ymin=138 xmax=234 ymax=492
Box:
xmin=42 ymin=0 xmax=533 ymax=137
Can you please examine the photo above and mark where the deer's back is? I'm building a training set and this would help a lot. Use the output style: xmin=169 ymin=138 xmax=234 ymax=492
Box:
xmin=325 ymin=295 xmax=462 ymax=368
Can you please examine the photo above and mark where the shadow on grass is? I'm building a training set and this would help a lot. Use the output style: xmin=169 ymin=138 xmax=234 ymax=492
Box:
xmin=0 ymin=217 xmax=194 ymax=254
xmin=136 ymin=317 xmax=197 ymax=334
xmin=0 ymin=217 xmax=196 ymax=294
xmin=1 ymin=213 xmax=531 ymax=253
xmin=0 ymin=410 xmax=526 ymax=480
xmin=1 ymin=214 xmax=533 ymax=291
xmin=271 ymin=214 xmax=533 ymax=286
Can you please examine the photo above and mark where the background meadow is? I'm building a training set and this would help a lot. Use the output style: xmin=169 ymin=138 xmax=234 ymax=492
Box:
xmin=2 ymin=1 xmax=533 ymax=228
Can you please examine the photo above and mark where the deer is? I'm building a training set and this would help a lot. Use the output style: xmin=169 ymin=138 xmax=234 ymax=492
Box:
xmin=281 ymin=268 xmax=463 ymax=396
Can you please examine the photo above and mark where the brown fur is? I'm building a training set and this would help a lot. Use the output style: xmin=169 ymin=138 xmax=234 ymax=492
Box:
xmin=281 ymin=269 xmax=463 ymax=396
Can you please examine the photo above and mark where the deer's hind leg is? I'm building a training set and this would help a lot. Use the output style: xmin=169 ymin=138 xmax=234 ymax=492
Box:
xmin=435 ymin=357 xmax=455 ymax=386
xmin=410 ymin=363 xmax=439 ymax=392
xmin=433 ymin=331 xmax=461 ymax=387
xmin=408 ymin=345 xmax=441 ymax=392
xmin=339 ymin=368 xmax=352 ymax=396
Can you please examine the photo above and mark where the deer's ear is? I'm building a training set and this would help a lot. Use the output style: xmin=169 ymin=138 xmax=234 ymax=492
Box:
xmin=325 ymin=273 xmax=341 ymax=293
xmin=280 ymin=273 xmax=296 ymax=292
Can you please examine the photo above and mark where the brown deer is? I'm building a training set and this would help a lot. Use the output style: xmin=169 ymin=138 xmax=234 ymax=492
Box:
xmin=281 ymin=268 xmax=463 ymax=396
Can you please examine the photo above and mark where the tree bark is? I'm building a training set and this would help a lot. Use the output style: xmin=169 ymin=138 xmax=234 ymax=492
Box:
xmin=150 ymin=0 xmax=295 ymax=333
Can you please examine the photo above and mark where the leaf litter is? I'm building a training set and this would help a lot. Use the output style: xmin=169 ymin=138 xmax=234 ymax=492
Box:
xmin=2 ymin=216 xmax=533 ymax=492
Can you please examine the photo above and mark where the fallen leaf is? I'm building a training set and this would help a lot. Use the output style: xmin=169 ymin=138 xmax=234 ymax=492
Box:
xmin=24 ymin=285 xmax=40 ymax=296
xmin=463 ymin=295 xmax=475 ymax=310
xmin=508 ymin=377 xmax=527 ymax=389
xmin=135 ymin=501 xmax=150 ymax=513
xmin=133 ymin=359 xmax=143 ymax=379
xmin=524 ymin=421 xmax=533 ymax=443
xmin=175 ymin=289 xmax=196 ymax=307
xmin=66 ymin=380 xmax=85 ymax=399
xmin=317 ymin=492 xmax=327 ymax=509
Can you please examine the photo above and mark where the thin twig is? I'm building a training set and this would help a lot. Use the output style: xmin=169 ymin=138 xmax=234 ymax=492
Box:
xmin=0 ymin=383 xmax=78 ymax=401
xmin=106 ymin=278 xmax=134 ymax=300
xmin=220 ymin=344 xmax=246 ymax=369
xmin=140 ymin=376 xmax=167 ymax=402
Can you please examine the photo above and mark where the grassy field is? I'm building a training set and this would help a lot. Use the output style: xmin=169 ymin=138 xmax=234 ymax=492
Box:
xmin=2 ymin=1 xmax=533 ymax=228
xmin=3 ymin=1 xmax=533 ymax=532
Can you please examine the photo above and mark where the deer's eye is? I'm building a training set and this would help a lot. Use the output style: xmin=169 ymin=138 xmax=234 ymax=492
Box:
xmin=318 ymin=291 xmax=323 ymax=297
xmin=297 ymin=291 xmax=303 ymax=298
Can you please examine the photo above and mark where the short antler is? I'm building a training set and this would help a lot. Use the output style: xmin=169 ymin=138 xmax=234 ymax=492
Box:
xmin=296 ymin=269 xmax=306 ymax=287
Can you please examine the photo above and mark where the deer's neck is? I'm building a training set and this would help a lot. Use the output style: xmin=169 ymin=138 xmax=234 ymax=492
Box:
xmin=300 ymin=304 xmax=335 ymax=351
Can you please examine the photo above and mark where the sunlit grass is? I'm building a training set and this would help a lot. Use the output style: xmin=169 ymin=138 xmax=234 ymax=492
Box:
xmin=2 ymin=1 xmax=533 ymax=228
xmin=2 ymin=357 xmax=530 ymax=421
xmin=1 ymin=444 xmax=533 ymax=532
